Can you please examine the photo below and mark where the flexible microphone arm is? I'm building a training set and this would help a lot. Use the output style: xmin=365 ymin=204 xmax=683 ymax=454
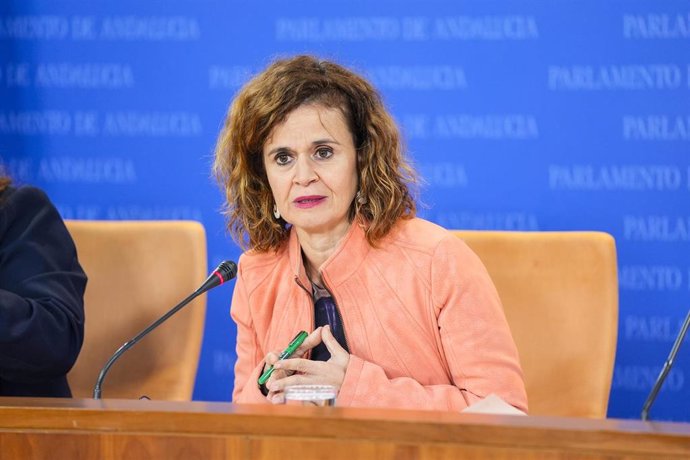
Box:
xmin=93 ymin=260 xmax=238 ymax=399
xmin=641 ymin=307 xmax=690 ymax=421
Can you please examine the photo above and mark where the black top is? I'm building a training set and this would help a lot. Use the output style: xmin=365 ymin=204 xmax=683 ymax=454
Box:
xmin=0 ymin=186 xmax=86 ymax=397
xmin=310 ymin=283 xmax=348 ymax=362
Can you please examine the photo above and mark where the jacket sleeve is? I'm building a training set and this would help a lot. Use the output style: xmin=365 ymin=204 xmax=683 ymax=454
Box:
xmin=230 ymin=260 xmax=270 ymax=403
xmin=336 ymin=235 xmax=528 ymax=412
xmin=0 ymin=187 xmax=87 ymax=383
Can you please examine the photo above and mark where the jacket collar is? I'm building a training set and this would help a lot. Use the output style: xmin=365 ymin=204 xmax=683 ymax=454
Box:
xmin=288 ymin=219 xmax=371 ymax=289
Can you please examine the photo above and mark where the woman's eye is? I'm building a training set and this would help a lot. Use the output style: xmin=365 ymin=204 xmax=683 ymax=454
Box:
xmin=315 ymin=147 xmax=333 ymax=159
xmin=275 ymin=153 xmax=291 ymax=165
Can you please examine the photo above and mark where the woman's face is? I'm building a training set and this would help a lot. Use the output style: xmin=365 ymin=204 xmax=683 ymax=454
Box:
xmin=263 ymin=104 xmax=358 ymax=241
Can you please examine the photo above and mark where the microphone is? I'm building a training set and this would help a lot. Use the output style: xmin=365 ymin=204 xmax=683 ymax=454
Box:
xmin=641 ymin=307 xmax=690 ymax=421
xmin=93 ymin=260 xmax=238 ymax=399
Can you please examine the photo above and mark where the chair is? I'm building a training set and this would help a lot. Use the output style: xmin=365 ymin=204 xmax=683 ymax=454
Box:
xmin=65 ymin=220 xmax=207 ymax=400
xmin=452 ymin=230 xmax=618 ymax=418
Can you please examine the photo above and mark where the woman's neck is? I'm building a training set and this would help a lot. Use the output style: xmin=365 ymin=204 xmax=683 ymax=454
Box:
xmin=297 ymin=224 xmax=351 ymax=286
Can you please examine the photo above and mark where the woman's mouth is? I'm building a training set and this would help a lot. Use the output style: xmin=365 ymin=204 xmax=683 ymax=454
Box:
xmin=293 ymin=196 xmax=326 ymax=209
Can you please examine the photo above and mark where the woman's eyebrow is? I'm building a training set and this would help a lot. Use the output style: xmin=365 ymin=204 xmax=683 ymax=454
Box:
xmin=265 ymin=146 xmax=291 ymax=157
xmin=311 ymin=138 xmax=340 ymax=146
xmin=265 ymin=137 xmax=342 ymax=157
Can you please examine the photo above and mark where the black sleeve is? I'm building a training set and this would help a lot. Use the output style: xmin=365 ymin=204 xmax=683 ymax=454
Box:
xmin=0 ymin=186 xmax=87 ymax=383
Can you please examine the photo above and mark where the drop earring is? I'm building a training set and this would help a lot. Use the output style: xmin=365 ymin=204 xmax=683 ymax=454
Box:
xmin=356 ymin=191 xmax=367 ymax=205
xmin=273 ymin=204 xmax=281 ymax=220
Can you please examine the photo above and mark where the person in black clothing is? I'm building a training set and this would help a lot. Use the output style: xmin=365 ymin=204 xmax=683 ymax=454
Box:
xmin=0 ymin=172 xmax=86 ymax=397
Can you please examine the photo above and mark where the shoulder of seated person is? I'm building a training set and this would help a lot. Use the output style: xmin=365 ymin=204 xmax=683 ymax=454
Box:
xmin=237 ymin=244 xmax=289 ymax=283
xmin=5 ymin=185 xmax=51 ymax=208
xmin=383 ymin=217 xmax=454 ymax=249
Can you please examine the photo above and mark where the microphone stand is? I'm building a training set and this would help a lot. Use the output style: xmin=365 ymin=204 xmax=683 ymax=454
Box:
xmin=93 ymin=260 xmax=237 ymax=399
xmin=641 ymin=307 xmax=690 ymax=421
xmin=93 ymin=290 xmax=202 ymax=399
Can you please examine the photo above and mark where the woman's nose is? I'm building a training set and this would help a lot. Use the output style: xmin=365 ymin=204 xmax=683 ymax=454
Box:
xmin=293 ymin=155 xmax=318 ymax=185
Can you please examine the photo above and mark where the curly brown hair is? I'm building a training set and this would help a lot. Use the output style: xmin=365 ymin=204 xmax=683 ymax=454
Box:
xmin=0 ymin=168 xmax=11 ymax=194
xmin=213 ymin=55 xmax=417 ymax=252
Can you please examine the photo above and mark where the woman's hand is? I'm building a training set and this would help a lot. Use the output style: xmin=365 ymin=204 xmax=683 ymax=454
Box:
xmin=263 ymin=328 xmax=322 ymax=403
xmin=267 ymin=325 xmax=349 ymax=401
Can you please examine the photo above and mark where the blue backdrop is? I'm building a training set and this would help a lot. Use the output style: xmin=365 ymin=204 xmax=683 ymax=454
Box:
xmin=1 ymin=1 xmax=688 ymax=422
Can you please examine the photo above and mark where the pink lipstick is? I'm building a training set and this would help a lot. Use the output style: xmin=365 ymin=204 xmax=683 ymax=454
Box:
xmin=293 ymin=195 xmax=326 ymax=209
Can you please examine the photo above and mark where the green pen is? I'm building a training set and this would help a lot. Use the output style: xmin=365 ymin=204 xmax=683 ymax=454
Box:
xmin=258 ymin=330 xmax=309 ymax=386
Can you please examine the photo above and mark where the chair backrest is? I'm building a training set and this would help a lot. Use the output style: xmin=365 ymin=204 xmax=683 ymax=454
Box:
xmin=65 ymin=220 xmax=207 ymax=400
xmin=452 ymin=231 xmax=618 ymax=418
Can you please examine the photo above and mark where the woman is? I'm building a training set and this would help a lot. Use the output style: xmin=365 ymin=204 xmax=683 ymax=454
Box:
xmin=214 ymin=55 xmax=527 ymax=412
xmin=0 ymin=171 xmax=86 ymax=396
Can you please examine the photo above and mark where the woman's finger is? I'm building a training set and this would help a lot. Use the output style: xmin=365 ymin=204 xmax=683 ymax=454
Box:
xmin=292 ymin=327 xmax=323 ymax=357
xmin=322 ymin=325 xmax=350 ymax=366
xmin=274 ymin=357 xmax=319 ymax=375
xmin=269 ymin=369 xmax=322 ymax=392
xmin=265 ymin=351 xmax=281 ymax=366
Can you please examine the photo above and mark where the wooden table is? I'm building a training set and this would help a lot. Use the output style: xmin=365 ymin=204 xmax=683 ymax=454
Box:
xmin=0 ymin=398 xmax=689 ymax=459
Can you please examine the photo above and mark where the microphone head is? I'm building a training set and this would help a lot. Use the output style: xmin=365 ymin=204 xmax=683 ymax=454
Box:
xmin=196 ymin=260 xmax=238 ymax=294
xmin=216 ymin=260 xmax=238 ymax=282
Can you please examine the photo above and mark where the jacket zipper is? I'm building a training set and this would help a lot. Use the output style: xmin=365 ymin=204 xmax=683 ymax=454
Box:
xmin=294 ymin=276 xmax=315 ymax=359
